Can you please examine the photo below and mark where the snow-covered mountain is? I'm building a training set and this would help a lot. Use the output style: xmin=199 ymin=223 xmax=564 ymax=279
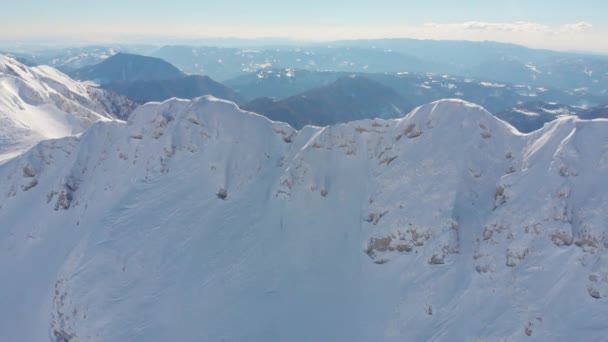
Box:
xmin=0 ymin=55 xmax=137 ymax=161
xmin=0 ymin=96 xmax=606 ymax=341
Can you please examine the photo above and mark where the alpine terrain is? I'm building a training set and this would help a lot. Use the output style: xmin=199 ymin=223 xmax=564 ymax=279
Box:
xmin=0 ymin=94 xmax=607 ymax=341
xmin=0 ymin=55 xmax=136 ymax=162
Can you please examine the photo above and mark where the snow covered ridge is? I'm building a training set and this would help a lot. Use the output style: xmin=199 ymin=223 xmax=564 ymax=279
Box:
xmin=1 ymin=97 xmax=607 ymax=341
xmin=0 ymin=55 xmax=137 ymax=161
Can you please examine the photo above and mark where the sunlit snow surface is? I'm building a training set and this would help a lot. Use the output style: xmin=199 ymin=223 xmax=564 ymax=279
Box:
xmin=1 ymin=94 xmax=607 ymax=341
xmin=0 ymin=55 xmax=134 ymax=161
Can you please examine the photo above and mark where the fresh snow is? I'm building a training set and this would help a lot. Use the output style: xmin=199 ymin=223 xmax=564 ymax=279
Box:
xmin=0 ymin=55 xmax=136 ymax=162
xmin=0 ymin=95 xmax=607 ymax=341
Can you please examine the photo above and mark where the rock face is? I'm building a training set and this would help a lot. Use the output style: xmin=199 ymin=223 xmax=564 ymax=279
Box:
xmin=0 ymin=55 xmax=137 ymax=161
xmin=0 ymin=97 xmax=607 ymax=341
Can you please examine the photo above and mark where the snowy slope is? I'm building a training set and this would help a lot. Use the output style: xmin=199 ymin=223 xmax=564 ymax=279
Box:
xmin=0 ymin=97 xmax=607 ymax=341
xmin=0 ymin=55 xmax=137 ymax=162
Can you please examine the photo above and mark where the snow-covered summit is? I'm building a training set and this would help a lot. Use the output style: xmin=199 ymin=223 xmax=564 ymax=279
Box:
xmin=0 ymin=55 xmax=137 ymax=162
xmin=403 ymin=98 xmax=521 ymax=133
xmin=0 ymin=96 xmax=607 ymax=341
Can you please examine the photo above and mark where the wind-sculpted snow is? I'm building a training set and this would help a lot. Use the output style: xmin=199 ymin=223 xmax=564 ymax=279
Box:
xmin=0 ymin=55 xmax=137 ymax=162
xmin=0 ymin=96 xmax=607 ymax=341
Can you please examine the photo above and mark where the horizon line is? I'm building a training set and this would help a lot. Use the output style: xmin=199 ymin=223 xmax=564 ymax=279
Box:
xmin=1 ymin=36 xmax=607 ymax=56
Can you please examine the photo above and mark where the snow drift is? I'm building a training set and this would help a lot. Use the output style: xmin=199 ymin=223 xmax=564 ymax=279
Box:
xmin=0 ymin=96 xmax=607 ymax=341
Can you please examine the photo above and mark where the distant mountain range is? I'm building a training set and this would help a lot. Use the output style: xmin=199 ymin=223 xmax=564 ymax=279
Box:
xmin=579 ymin=104 xmax=608 ymax=120
xmin=331 ymin=39 xmax=608 ymax=94
xmin=496 ymin=102 xmax=608 ymax=132
xmin=227 ymin=68 xmax=607 ymax=111
xmin=151 ymin=44 xmax=431 ymax=81
xmin=149 ymin=40 xmax=608 ymax=96
xmin=243 ymin=75 xmax=409 ymax=128
xmin=26 ymin=49 xmax=607 ymax=132
xmin=225 ymin=69 xmax=344 ymax=100
xmin=6 ymin=39 xmax=608 ymax=97
xmin=236 ymin=69 xmax=608 ymax=130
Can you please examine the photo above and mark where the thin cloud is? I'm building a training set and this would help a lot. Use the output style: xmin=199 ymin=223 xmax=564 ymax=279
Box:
xmin=426 ymin=21 xmax=593 ymax=34
xmin=560 ymin=22 xmax=593 ymax=32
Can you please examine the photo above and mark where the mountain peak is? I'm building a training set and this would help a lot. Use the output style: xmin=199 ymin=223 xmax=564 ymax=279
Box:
xmin=127 ymin=95 xmax=295 ymax=144
xmin=409 ymin=98 xmax=490 ymax=119
xmin=70 ymin=53 xmax=186 ymax=84
xmin=404 ymin=98 xmax=521 ymax=134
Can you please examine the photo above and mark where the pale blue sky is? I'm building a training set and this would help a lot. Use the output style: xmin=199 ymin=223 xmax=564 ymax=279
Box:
xmin=2 ymin=0 xmax=607 ymax=52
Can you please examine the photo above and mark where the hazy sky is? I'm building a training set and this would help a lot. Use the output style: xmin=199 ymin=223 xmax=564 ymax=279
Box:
xmin=2 ymin=0 xmax=607 ymax=52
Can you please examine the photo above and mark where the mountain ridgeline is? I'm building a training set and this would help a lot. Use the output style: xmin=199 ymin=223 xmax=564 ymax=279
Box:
xmin=1 ymin=96 xmax=608 ymax=341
